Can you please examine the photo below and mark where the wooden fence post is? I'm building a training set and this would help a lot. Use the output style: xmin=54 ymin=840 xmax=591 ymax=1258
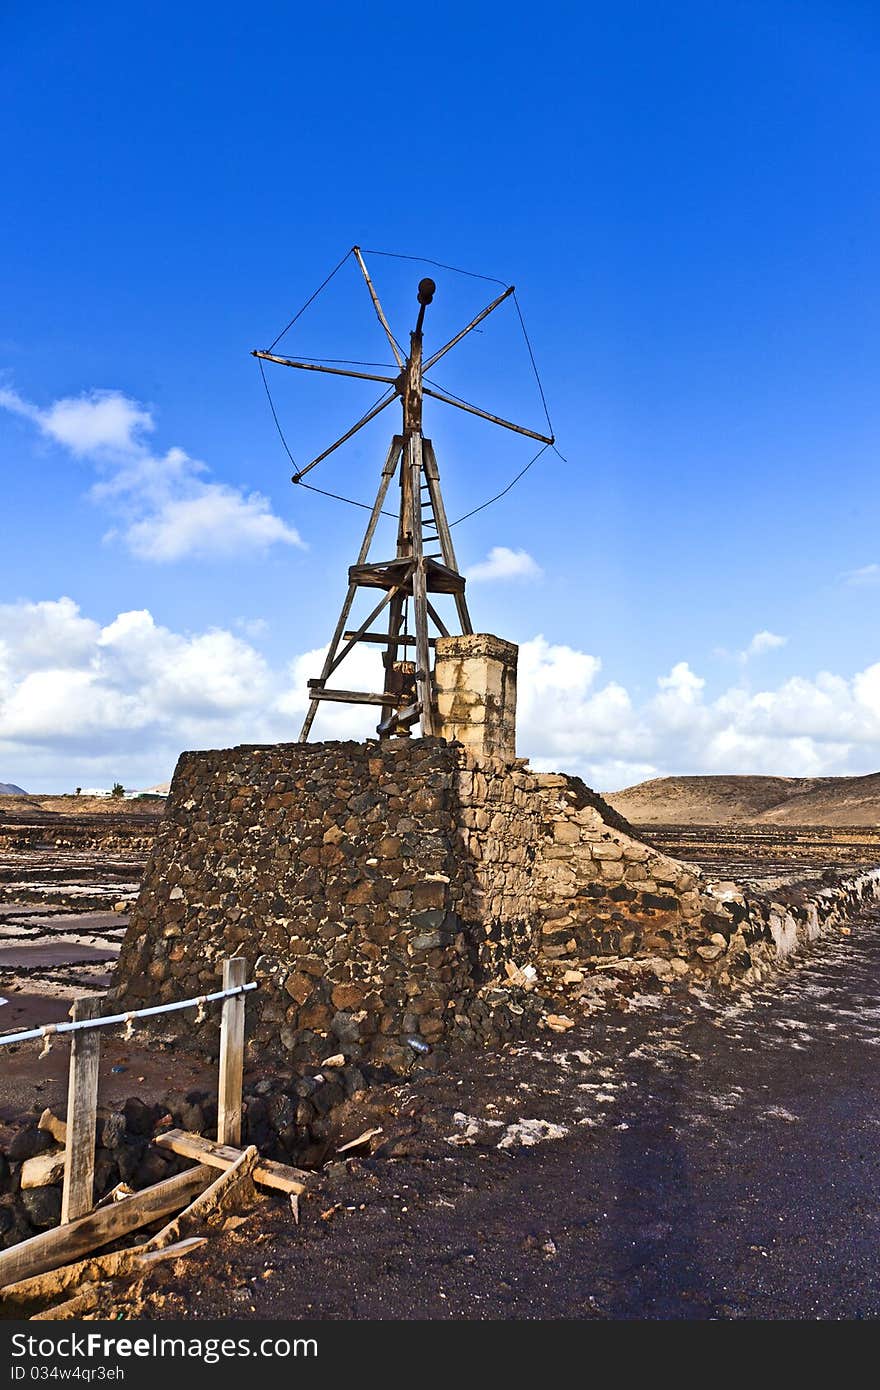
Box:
xmin=217 ymin=958 xmax=246 ymax=1145
xmin=60 ymin=995 xmax=103 ymax=1224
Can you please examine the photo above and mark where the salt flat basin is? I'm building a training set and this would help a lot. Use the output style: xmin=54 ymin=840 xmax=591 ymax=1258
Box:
xmin=0 ymin=942 xmax=118 ymax=968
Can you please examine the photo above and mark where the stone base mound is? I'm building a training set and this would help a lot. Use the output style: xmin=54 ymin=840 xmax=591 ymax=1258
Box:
xmin=112 ymin=739 xmax=880 ymax=1071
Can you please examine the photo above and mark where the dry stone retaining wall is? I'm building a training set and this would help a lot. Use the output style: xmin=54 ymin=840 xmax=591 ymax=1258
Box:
xmin=113 ymin=739 xmax=878 ymax=1071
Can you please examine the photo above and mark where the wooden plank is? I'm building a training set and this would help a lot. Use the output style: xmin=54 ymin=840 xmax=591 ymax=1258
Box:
xmin=150 ymin=1145 xmax=258 ymax=1249
xmin=379 ymin=590 xmax=406 ymax=728
xmin=307 ymin=686 xmax=398 ymax=707
xmin=60 ymin=995 xmax=102 ymax=1224
xmin=135 ymin=1236 xmax=208 ymax=1266
xmin=349 ymin=561 xmax=464 ymax=595
xmin=154 ymin=1129 xmax=309 ymax=1195
xmin=217 ymin=958 xmax=246 ymax=1146
xmin=5 ymin=1233 xmax=209 ymax=1314
xmin=30 ymin=1287 xmax=103 ymax=1321
xmin=0 ymin=1165 xmax=215 ymax=1288
xmin=343 ymin=630 xmax=436 ymax=647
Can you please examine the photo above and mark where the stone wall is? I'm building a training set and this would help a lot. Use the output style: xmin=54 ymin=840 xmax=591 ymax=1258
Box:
xmin=113 ymin=740 xmax=479 ymax=1074
xmin=529 ymin=774 xmax=704 ymax=961
xmin=450 ymin=757 xmax=705 ymax=971
xmin=113 ymin=738 xmax=713 ymax=1070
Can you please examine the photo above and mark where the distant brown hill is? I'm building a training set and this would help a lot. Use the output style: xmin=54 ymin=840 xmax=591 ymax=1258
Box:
xmin=605 ymin=773 xmax=880 ymax=827
xmin=0 ymin=793 xmax=166 ymax=819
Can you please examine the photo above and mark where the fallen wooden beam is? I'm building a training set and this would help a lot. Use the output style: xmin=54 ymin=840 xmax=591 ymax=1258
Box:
xmin=10 ymin=1239 xmax=208 ymax=1320
xmin=150 ymin=1145 xmax=258 ymax=1249
xmin=0 ymin=1164 xmax=215 ymax=1289
xmin=135 ymin=1236 xmax=208 ymax=1267
xmin=3 ymin=1228 xmax=214 ymax=1312
xmin=9 ymin=1155 xmax=261 ymax=1316
xmin=154 ymin=1129 xmax=309 ymax=1194
xmin=30 ymin=1285 xmax=103 ymax=1321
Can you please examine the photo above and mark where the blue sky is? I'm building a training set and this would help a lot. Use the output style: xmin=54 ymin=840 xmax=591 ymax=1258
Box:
xmin=2 ymin=1 xmax=879 ymax=792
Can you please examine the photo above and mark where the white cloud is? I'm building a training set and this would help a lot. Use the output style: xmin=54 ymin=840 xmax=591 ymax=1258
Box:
xmin=844 ymin=563 xmax=880 ymax=587
xmin=1 ymin=385 xmax=303 ymax=562
xmin=2 ymin=597 xmax=880 ymax=794
xmin=235 ymin=617 xmax=269 ymax=637
xmin=744 ymin=630 xmax=787 ymax=658
xmin=468 ymin=546 xmax=542 ymax=583
xmin=125 ymin=488 xmax=301 ymax=562
xmin=0 ymin=598 xmax=272 ymax=776
xmin=1 ymin=385 xmax=153 ymax=457
xmin=715 ymin=630 xmax=789 ymax=664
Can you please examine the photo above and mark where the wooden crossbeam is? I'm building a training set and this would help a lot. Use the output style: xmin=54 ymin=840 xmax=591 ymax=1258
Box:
xmin=154 ymin=1130 xmax=308 ymax=1195
xmin=252 ymin=350 xmax=397 ymax=387
xmin=306 ymin=686 xmax=399 ymax=707
xmin=423 ymin=285 xmax=515 ymax=370
xmin=422 ymin=383 xmax=553 ymax=445
xmin=343 ymin=631 xmax=436 ymax=647
xmin=294 ymin=392 xmax=397 ymax=481
xmin=325 ymin=581 xmax=407 ymax=679
xmin=427 ymin=599 xmax=450 ymax=637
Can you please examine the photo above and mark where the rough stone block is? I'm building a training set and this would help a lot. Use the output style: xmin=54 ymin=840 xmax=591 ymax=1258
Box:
xmin=434 ymin=633 xmax=518 ymax=761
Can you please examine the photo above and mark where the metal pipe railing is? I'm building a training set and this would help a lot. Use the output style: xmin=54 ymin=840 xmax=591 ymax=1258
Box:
xmin=0 ymin=982 xmax=257 ymax=1049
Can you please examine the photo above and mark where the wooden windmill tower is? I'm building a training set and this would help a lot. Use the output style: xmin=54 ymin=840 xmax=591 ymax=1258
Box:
xmin=254 ymin=247 xmax=553 ymax=741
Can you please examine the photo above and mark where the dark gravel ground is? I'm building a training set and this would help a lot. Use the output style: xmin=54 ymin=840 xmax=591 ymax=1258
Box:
xmin=133 ymin=904 xmax=880 ymax=1321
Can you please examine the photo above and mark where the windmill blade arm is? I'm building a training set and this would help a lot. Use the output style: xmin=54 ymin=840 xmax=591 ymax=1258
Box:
xmin=422 ymin=384 xmax=554 ymax=445
xmin=293 ymin=392 xmax=398 ymax=481
xmin=253 ymin=350 xmax=398 ymax=387
xmin=353 ymin=247 xmax=405 ymax=368
xmin=422 ymin=285 xmax=515 ymax=370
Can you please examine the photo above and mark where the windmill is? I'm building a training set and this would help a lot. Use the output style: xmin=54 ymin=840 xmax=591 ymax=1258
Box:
xmin=253 ymin=247 xmax=554 ymax=742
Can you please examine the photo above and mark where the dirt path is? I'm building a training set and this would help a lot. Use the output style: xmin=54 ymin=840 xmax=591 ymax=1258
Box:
xmin=131 ymin=905 xmax=880 ymax=1321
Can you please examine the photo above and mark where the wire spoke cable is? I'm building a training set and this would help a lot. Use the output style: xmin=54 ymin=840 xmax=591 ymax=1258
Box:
xmin=257 ymin=244 xmax=564 ymax=524
xmin=268 ymin=246 xmax=355 ymax=350
xmin=512 ymin=291 xmax=555 ymax=441
xmin=449 ymin=442 xmax=553 ymax=526
xmin=360 ymin=248 xmax=508 ymax=287
xmin=258 ymin=356 xmax=299 ymax=471
xmin=297 ymin=478 xmax=398 ymax=518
